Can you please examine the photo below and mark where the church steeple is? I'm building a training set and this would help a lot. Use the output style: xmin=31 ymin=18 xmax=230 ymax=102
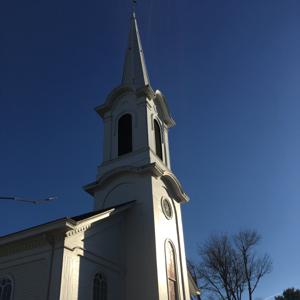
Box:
xmin=122 ymin=13 xmax=150 ymax=88
xmin=84 ymin=11 xmax=191 ymax=299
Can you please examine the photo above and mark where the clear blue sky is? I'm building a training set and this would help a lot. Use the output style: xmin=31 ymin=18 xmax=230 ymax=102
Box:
xmin=0 ymin=0 xmax=299 ymax=298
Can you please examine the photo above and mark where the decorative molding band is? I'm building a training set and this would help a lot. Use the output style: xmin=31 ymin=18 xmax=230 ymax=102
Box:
xmin=84 ymin=162 xmax=189 ymax=203
xmin=0 ymin=236 xmax=49 ymax=257
xmin=65 ymin=223 xmax=92 ymax=237
xmin=161 ymin=171 xmax=190 ymax=203
xmin=95 ymin=84 xmax=155 ymax=118
xmin=154 ymin=90 xmax=175 ymax=128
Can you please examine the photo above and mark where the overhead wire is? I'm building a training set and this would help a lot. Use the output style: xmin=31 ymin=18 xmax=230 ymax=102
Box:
xmin=0 ymin=196 xmax=57 ymax=205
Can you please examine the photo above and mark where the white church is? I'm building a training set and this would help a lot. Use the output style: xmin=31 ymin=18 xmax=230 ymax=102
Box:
xmin=0 ymin=12 xmax=200 ymax=300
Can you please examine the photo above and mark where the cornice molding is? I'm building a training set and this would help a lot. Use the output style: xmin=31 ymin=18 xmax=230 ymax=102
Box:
xmin=154 ymin=90 xmax=176 ymax=128
xmin=84 ymin=162 xmax=189 ymax=203
xmin=161 ymin=171 xmax=189 ymax=203
xmin=95 ymin=84 xmax=154 ymax=118
xmin=65 ymin=224 xmax=92 ymax=237
xmin=84 ymin=163 xmax=162 ymax=194
xmin=0 ymin=235 xmax=50 ymax=257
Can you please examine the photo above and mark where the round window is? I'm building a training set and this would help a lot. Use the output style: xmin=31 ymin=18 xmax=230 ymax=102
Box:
xmin=161 ymin=198 xmax=173 ymax=219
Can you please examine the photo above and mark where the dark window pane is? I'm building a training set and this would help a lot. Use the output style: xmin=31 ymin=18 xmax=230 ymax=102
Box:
xmin=154 ymin=120 xmax=163 ymax=160
xmin=0 ymin=277 xmax=12 ymax=300
xmin=93 ymin=273 xmax=107 ymax=300
xmin=0 ymin=278 xmax=12 ymax=300
xmin=118 ymin=114 xmax=133 ymax=156
xmin=3 ymin=285 xmax=11 ymax=300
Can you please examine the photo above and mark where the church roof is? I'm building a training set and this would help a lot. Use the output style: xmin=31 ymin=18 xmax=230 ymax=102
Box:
xmin=122 ymin=12 xmax=150 ymax=88
xmin=71 ymin=200 xmax=135 ymax=222
xmin=0 ymin=200 xmax=136 ymax=245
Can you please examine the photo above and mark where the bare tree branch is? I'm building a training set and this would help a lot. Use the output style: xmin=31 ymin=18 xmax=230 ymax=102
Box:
xmin=194 ymin=230 xmax=272 ymax=300
xmin=234 ymin=230 xmax=272 ymax=300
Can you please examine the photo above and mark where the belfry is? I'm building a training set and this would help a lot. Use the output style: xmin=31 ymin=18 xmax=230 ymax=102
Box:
xmin=0 ymin=12 xmax=199 ymax=300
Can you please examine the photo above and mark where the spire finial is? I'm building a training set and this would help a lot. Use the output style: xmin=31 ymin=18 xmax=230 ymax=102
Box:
xmin=132 ymin=0 xmax=137 ymax=14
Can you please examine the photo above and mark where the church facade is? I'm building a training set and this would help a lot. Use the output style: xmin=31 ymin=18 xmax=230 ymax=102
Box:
xmin=0 ymin=13 xmax=200 ymax=300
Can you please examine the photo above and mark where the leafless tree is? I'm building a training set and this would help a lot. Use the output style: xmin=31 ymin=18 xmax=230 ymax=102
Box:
xmin=234 ymin=230 xmax=272 ymax=300
xmin=195 ymin=230 xmax=272 ymax=300
xmin=196 ymin=234 xmax=245 ymax=300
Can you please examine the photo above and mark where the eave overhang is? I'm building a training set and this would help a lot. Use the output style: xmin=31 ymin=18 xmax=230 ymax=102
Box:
xmin=0 ymin=219 xmax=75 ymax=246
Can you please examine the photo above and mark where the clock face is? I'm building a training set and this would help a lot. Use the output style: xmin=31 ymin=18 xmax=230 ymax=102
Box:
xmin=162 ymin=198 xmax=173 ymax=219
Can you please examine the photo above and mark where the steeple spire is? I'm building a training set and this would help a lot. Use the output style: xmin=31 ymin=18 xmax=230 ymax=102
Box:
xmin=122 ymin=12 xmax=150 ymax=88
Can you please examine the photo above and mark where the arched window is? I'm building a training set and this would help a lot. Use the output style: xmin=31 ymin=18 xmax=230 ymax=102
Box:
xmin=0 ymin=276 xmax=13 ymax=300
xmin=154 ymin=120 xmax=163 ymax=160
xmin=93 ymin=273 xmax=107 ymax=300
xmin=165 ymin=242 xmax=178 ymax=300
xmin=118 ymin=114 xmax=132 ymax=156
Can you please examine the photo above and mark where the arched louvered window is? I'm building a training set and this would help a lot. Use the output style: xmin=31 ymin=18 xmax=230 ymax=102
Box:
xmin=93 ymin=273 xmax=107 ymax=300
xmin=0 ymin=277 xmax=12 ymax=300
xmin=154 ymin=120 xmax=163 ymax=160
xmin=165 ymin=242 xmax=178 ymax=300
xmin=118 ymin=114 xmax=132 ymax=156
